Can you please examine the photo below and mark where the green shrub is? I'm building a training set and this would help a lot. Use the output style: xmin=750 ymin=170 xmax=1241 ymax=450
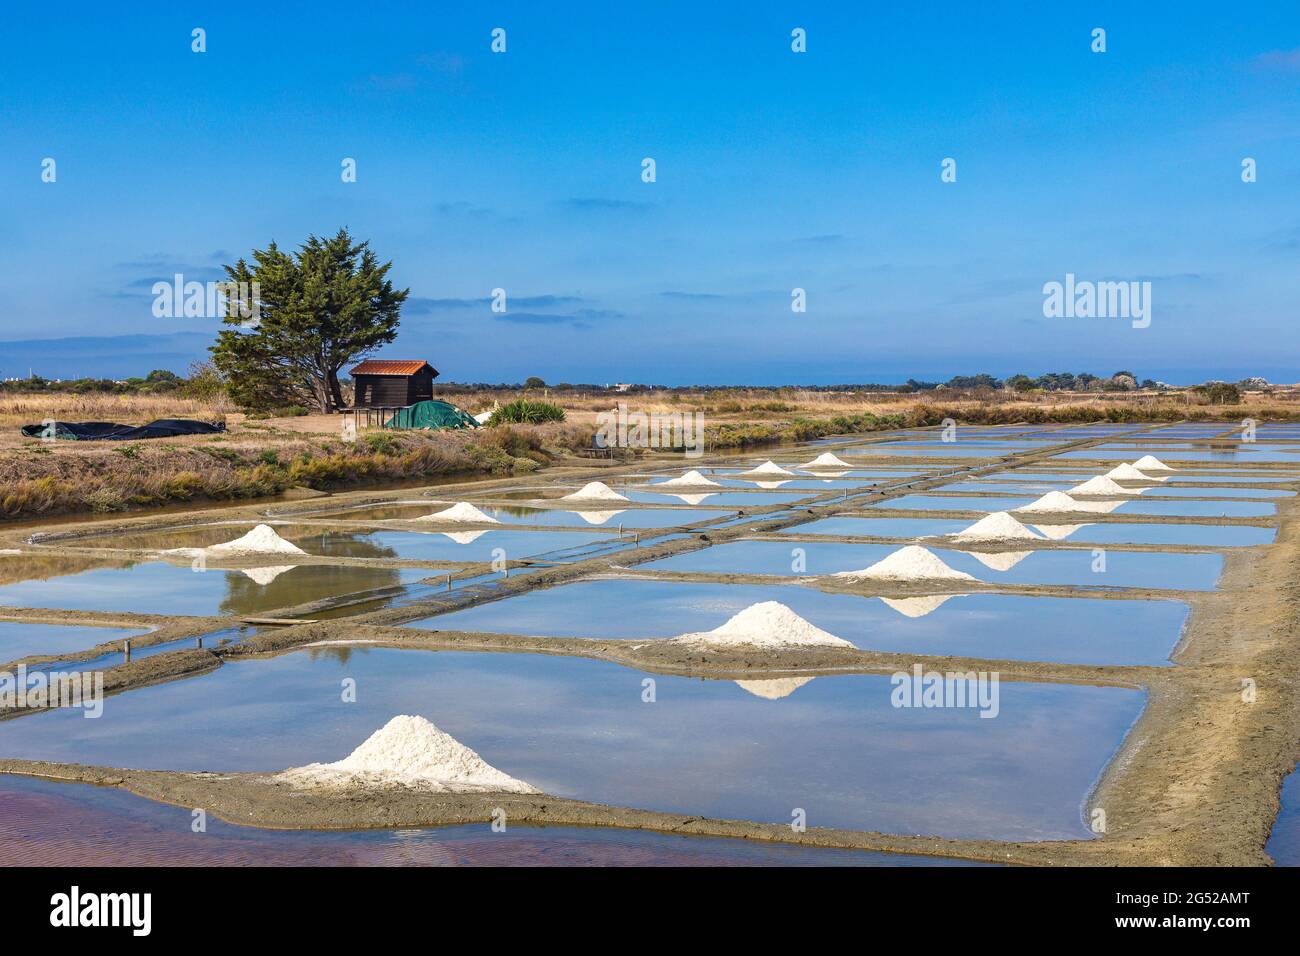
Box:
xmin=487 ymin=398 xmax=566 ymax=425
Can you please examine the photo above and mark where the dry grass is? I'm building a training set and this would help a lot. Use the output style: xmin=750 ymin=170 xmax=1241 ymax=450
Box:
xmin=0 ymin=393 xmax=231 ymax=432
xmin=3 ymin=384 xmax=1296 ymax=521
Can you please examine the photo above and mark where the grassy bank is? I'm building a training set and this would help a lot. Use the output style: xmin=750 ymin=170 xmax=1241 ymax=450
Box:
xmin=0 ymin=422 xmax=597 ymax=520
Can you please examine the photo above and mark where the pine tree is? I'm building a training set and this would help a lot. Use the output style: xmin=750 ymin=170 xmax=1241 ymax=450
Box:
xmin=211 ymin=229 xmax=409 ymax=412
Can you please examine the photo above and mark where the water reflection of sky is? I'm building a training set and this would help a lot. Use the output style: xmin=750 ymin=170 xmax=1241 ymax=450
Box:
xmin=641 ymin=540 xmax=1224 ymax=589
xmin=411 ymin=579 xmax=1188 ymax=666
xmin=0 ymin=649 xmax=1145 ymax=842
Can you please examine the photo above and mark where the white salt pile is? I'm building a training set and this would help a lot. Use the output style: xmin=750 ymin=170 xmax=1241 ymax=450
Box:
xmin=1132 ymin=455 xmax=1175 ymax=471
xmin=414 ymin=502 xmax=500 ymax=523
xmin=879 ymin=594 xmax=960 ymax=618
xmin=658 ymin=470 xmax=721 ymax=487
xmin=800 ymin=452 xmax=852 ymax=470
xmin=562 ymin=481 xmax=629 ymax=502
xmin=833 ymin=545 xmax=976 ymax=582
xmin=669 ymin=602 xmax=853 ymax=649
xmin=1069 ymin=475 xmax=1138 ymax=497
xmin=276 ymin=715 xmax=538 ymax=793
xmin=960 ymin=550 xmax=1031 ymax=572
xmin=1013 ymin=491 xmax=1120 ymax=514
xmin=951 ymin=511 xmax=1043 ymax=542
xmin=741 ymin=460 xmax=794 ymax=476
xmin=207 ymin=524 xmax=306 ymax=556
xmin=734 ymin=677 xmax=815 ymax=700
xmin=241 ymin=565 xmax=296 ymax=586
xmin=1106 ymin=463 xmax=1156 ymax=481
xmin=574 ymin=510 xmax=624 ymax=525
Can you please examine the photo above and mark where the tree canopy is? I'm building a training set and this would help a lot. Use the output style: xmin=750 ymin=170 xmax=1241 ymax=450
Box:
xmin=211 ymin=229 xmax=409 ymax=412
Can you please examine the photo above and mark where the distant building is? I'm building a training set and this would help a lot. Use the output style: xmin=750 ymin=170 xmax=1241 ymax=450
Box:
xmin=349 ymin=359 xmax=439 ymax=407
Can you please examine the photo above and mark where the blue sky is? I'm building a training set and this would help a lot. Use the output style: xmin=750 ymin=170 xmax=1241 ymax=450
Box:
xmin=2 ymin=1 xmax=1298 ymax=384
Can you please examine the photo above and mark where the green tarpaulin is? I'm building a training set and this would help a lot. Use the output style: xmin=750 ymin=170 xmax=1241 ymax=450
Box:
xmin=382 ymin=400 xmax=479 ymax=431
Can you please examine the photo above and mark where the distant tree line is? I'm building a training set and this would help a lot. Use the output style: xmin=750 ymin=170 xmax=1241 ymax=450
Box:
xmin=0 ymin=369 xmax=187 ymax=394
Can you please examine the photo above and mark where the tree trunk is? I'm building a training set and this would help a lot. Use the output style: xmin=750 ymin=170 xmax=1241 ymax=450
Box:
xmin=311 ymin=375 xmax=332 ymax=413
xmin=328 ymin=369 xmax=346 ymax=412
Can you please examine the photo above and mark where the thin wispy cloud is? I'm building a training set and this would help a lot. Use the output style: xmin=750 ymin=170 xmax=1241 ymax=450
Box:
xmin=494 ymin=308 xmax=623 ymax=327
xmin=560 ymin=197 xmax=655 ymax=213
xmin=406 ymin=294 xmax=584 ymax=314
xmin=1253 ymin=48 xmax=1300 ymax=72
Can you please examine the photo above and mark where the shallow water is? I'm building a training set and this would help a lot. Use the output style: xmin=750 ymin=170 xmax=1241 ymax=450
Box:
xmin=86 ymin=525 xmax=618 ymax=564
xmin=784 ymin=515 xmax=1275 ymax=548
xmin=841 ymin=444 xmax=1037 ymax=459
xmin=0 ymin=621 xmax=148 ymax=664
xmin=643 ymin=476 xmax=881 ymax=491
xmin=934 ymin=481 xmax=1078 ymax=493
xmin=641 ymin=540 xmax=1224 ymax=589
xmin=1266 ymin=764 xmax=1300 ymax=866
xmin=0 ymin=649 xmax=1145 ymax=841
xmin=487 ymin=488 xmax=819 ymax=507
xmin=702 ymin=467 xmax=930 ymax=480
xmin=789 ymin=516 xmax=971 ymax=538
xmin=870 ymin=494 xmax=1037 ymax=511
xmin=0 ymin=775 xmax=969 ymax=867
xmin=292 ymin=502 xmax=735 ymax=529
xmin=1137 ymin=486 xmax=1293 ymax=498
xmin=1110 ymin=499 xmax=1275 ymax=518
xmin=409 ymin=579 xmax=1188 ymax=666
xmin=0 ymin=562 xmax=433 ymax=616
xmin=1053 ymin=446 xmax=1300 ymax=463
xmin=1164 ymin=473 xmax=1300 ymax=483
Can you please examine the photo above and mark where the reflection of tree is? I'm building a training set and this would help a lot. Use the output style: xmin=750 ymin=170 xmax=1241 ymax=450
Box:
xmin=0 ymin=554 xmax=134 ymax=587
xmin=304 ymin=644 xmax=371 ymax=665
xmin=491 ymin=505 xmax=543 ymax=519
xmin=219 ymin=532 xmax=401 ymax=615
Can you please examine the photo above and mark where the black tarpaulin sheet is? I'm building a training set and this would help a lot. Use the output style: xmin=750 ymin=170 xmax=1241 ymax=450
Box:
xmin=20 ymin=419 xmax=227 ymax=441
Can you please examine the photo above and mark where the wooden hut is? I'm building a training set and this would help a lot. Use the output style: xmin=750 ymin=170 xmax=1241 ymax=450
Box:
xmin=349 ymin=360 xmax=439 ymax=408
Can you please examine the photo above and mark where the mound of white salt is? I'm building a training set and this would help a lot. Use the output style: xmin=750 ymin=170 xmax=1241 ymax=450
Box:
xmin=833 ymin=545 xmax=976 ymax=582
xmin=658 ymin=469 xmax=721 ymax=487
xmin=734 ymin=677 xmax=814 ymax=700
xmin=561 ymin=481 xmax=629 ymax=502
xmin=951 ymin=511 xmax=1043 ymax=542
xmin=207 ymin=524 xmax=306 ymax=556
xmin=1014 ymin=491 xmax=1122 ymax=514
xmin=1132 ymin=455 xmax=1175 ymax=471
xmin=879 ymin=594 xmax=960 ymax=618
xmin=800 ymin=452 xmax=852 ymax=470
xmin=669 ymin=602 xmax=853 ymax=649
xmin=276 ymin=715 xmax=537 ymax=793
xmin=741 ymin=460 xmax=794 ymax=476
xmin=414 ymin=502 xmax=500 ymax=523
xmin=1105 ymin=463 xmax=1156 ymax=481
xmin=1069 ymin=475 xmax=1138 ymax=497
